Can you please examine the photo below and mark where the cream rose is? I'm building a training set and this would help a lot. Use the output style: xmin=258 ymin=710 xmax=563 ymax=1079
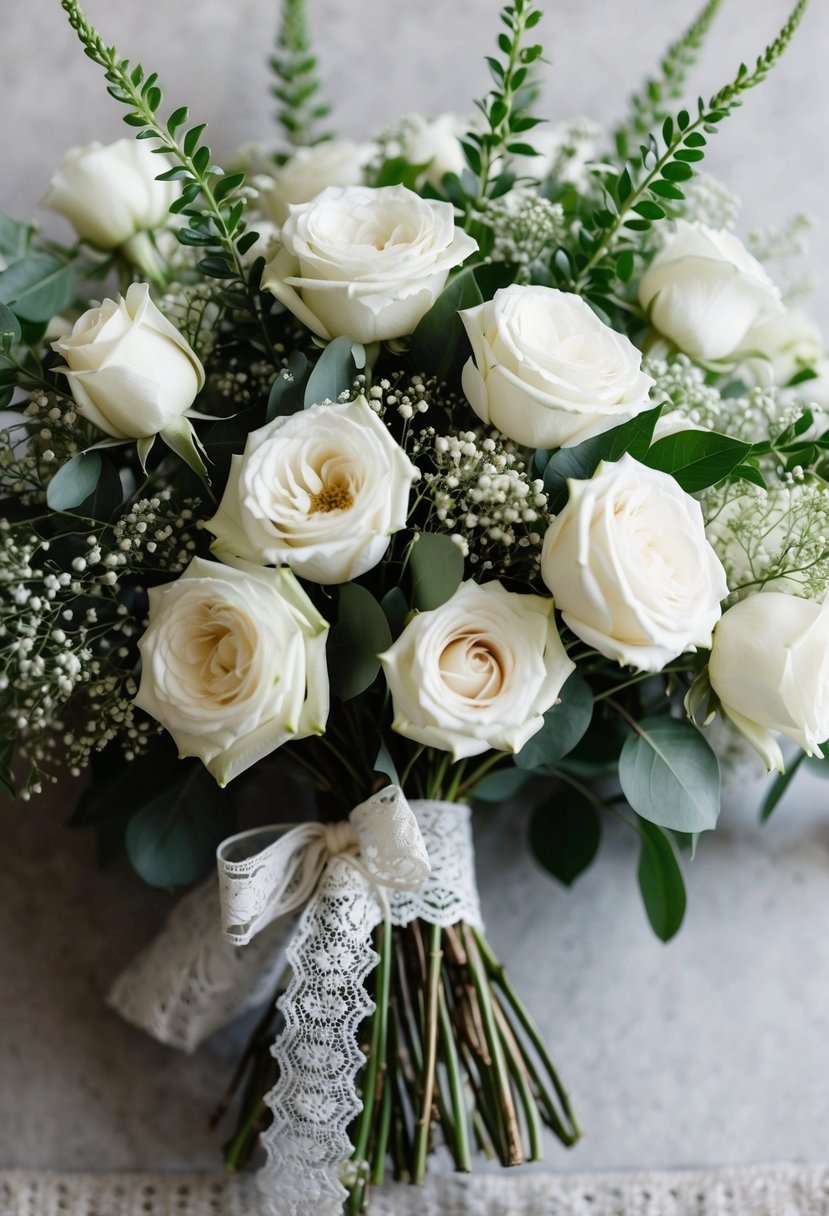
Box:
xmin=52 ymin=283 xmax=205 ymax=439
xmin=42 ymin=139 xmax=178 ymax=251
xmin=262 ymin=184 xmax=478 ymax=344
xmin=391 ymin=113 xmax=466 ymax=188
xmin=134 ymin=557 xmax=329 ymax=786
xmin=541 ymin=454 xmax=728 ymax=671
xmin=639 ymin=221 xmax=782 ymax=363
xmin=708 ymin=592 xmax=829 ymax=773
xmin=737 ymin=309 xmax=823 ymax=388
xmin=206 ymin=395 xmax=418 ymax=584
xmin=379 ymin=579 xmax=574 ymax=760
xmin=254 ymin=140 xmax=375 ymax=226
xmin=460 ymin=285 xmax=654 ymax=449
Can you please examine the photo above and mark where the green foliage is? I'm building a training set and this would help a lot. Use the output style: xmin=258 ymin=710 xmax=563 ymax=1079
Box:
xmin=304 ymin=337 xmax=364 ymax=407
xmin=529 ymin=789 xmax=601 ymax=887
xmin=642 ymin=430 xmax=751 ymax=493
xmin=125 ymin=764 xmax=235 ymax=887
xmin=568 ymin=0 xmax=808 ymax=303
xmin=514 ymin=673 xmax=594 ymax=770
xmin=270 ymin=0 xmax=332 ymax=148
xmin=619 ymin=716 xmax=720 ymax=835
xmin=472 ymin=766 xmax=533 ymax=803
xmin=60 ymin=0 xmax=254 ymax=292
xmin=409 ymin=269 xmax=483 ymax=383
xmin=613 ymin=0 xmax=723 ymax=161
xmin=267 ymin=351 xmax=311 ymax=420
xmin=637 ymin=819 xmax=687 ymax=941
xmin=327 ymin=583 xmax=392 ymax=701
xmin=760 ymin=752 xmax=805 ymax=822
xmin=0 ymin=302 xmax=22 ymax=348
xmin=45 ymin=451 xmax=103 ymax=512
xmin=0 ymin=213 xmax=35 ymax=263
xmin=463 ymin=0 xmax=546 ymax=201
xmin=409 ymin=532 xmax=464 ymax=612
xmin=539 ymin=405 xmax=662 ymax=513
xmin=0 ymin=256 xmax=76 ymax=324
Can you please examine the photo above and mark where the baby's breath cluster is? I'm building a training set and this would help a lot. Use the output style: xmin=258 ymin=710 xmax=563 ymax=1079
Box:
xmin=210 ymin=353 xmax=281 ymax=407
xmin=366 ymin=374 xmax=436 ymax=423
xmin=477 ymin=189 xmax=566 ymax=281
xmin=678 ymin=172 xmax=741 ymax=232
xmin=158 ymin=281 xmax=221 ymax=361
xmin=704 ymin=477 xmax=829 ymax=602
xmin=411 ymin=427 xmax=548 ymax=578
xmin=1 ymin=390 xmax=99 ymax=501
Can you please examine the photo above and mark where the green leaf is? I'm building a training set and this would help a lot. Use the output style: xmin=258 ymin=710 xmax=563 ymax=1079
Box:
xmin=304 ymin=335 xmax=361 ymax=407
xmin=541 ymin=405 xmax=663 ymax=513
xmin=267 ymin=351 xmax=310 ymax=421
xmin=529 ymin=789 xmax=601 ymax=886
xmin=409 ymin=269 xmax=483 ymax=383
xmin=0 ymin=256 xmax=76 ymax=323
xmin=46 ymin=451 xmax=102 ymax=512
xmin=0 ymin=302 xmax=21 ymax=346
xmin=373 ymin=737 xmax=400 ymax=787
xmin=125 ymin=766 xmax=235 ymax=888
xmin=472 ymin=766 xmax=533 ymax=803
xmin=327 ymin=583 xmax=392 ymax=701
xmin=514 ymin=673 xmax=594 ymax=770
xmin=380 ymin=586 xmax=409 ymax=637
xmin=637 ymin=820 xmax=687 ymax=941
xmin=620 ymin=716 xmax=720 ymax=834
xmin=0 ymin=213 xmax=34 ymax=262
xmin=642 ymin=429 xmax=751 ymax=492
xmin=409 ymin=532 xmax=464 ymax=612
xmin=760 ymin=751 xmax=805 ymax=822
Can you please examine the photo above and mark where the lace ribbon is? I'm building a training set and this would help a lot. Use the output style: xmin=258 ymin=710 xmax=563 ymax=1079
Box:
xmin=109 ymin=788 xmax=483 ymax=1216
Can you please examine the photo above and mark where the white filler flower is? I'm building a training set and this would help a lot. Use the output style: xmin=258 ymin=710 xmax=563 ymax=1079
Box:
xmin=379 ymin=579 xmax=574 ymax=760
xmin=708 ymin=591 xmax=829 ymax=773
xmin=262 ymin=184 xmax=477 ymax=343
xmin=42 ymin=138 xmax=179 ymax=250
xmin=460 ymin=285 xmax=654 ymax=449
xmin=639 ymin=221 xmax=782 ymax=363
xmin=134 ymin=557 xmax=329 ymax=786
xmin=52 ymin=283 xmax=205 ymax=439
xmin=254 ymin=140 xmax=375 ymax=226
xmin=206 ymin=395 xmax=418 ymax=584
xmin=541 ymin=454 xmax=728 ymax=671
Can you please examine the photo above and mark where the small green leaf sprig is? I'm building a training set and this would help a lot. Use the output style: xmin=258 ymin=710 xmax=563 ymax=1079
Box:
xmin=463 ymin=0 xmax=546 ymax=205
xmin=612 ymin=0 xmax=724 ymax=161
xmin=559 ymin=0 xmax=808 ymax=308
xmin=270 ymin=0 xmax=332 ymax=150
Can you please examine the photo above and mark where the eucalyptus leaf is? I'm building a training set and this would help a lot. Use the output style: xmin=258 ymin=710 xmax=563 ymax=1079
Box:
xmin=327 ymin=583 xmax=392 ymax=701
xmin=409 ymin=532 xmax=464 ymax=612
xmin=409 ymin=269 xmax=482 ymax=383
xmin=380 ymin=586 xmax=409 ymax=637
xmin=373 ymin=737 xmax=400 ymax=787
xmin=514 ymin=673 xmax=594 ymax=770
xmin=125 ymin=766 xmax=235 ymax=888
xmin=619 ymin=716 xmax=720 ymax=834
xmin=637 ymin=819 xmax=686 ymax=941
xmin=0 ymin=302 xmax=21 ymax=346
xmin=0 ymin=256 xmax=76 ymax=323
xmin=472 ymin=766 xmax=533 ymax=803
xmin=0 ymin=213 xmax=34 ymax=262
xmin=529 ymin=789 xmax=601 ymax=886
xmin=642 ymin=429 xmax=751 ymax=492
xmin=46 ymin=451 xmax=102 ymax=512
xmin=304 ymin=336 xmax=362 ymax=407
xmin=760 ymin=751 xmax=805 ymax=822
xmin=267 ymin=351 xmax=310 ymax=420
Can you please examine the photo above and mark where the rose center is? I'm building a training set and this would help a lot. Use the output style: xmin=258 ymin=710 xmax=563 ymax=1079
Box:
xmin=439 ymin=635 xmax=505 ymax=701
xmin=308 ymin=481 xmax=354 ymax=513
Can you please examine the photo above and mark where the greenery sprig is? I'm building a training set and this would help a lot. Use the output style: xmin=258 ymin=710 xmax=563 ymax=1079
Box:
xmin=562 ymin=0 xmax=808 ymax=306
xmin=463 ymin=0 xmax=546 ymax=204
xmin=270 ymin=0 xmax=332 ymax=150
xmin=612 ymin=0 xmax=723 ymax=161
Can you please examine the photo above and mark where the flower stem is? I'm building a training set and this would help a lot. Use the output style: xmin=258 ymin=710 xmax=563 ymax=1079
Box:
xmin=412 ymin=922 xmax=443 ymax=1183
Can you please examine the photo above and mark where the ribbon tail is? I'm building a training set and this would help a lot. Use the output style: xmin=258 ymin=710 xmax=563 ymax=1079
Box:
xmin=256 ymin=856 xmax=383 ymax=1216
xmin=108 ymin=876 xmax=290 ymax=1054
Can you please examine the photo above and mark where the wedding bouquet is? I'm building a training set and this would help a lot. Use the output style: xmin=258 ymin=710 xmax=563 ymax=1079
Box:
xmin=1 ymin=0 xmax=824 ymax=1210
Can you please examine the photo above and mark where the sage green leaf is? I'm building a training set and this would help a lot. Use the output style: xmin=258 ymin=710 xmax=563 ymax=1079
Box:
xmin=46 ymin=451 xmax=102 ymax=512
xmin=410 ymin=269 xmax=483 ymax=382
xmin=373 ymin=738 xmax=400 ymax=787
xmin=409 ymin=532 xmax=464 ymax=612
xmin=472 ymin=766 xmax=533 ymax=803
xmin=529 ymin=789 xmax=601 ymax=886
xmin=761 ymin=751 xmax=805 ymax=822
xmin=380 ymin=586 xmax=409 ymax=637
xmin=0 ymin=302 xmax=21 ymax=346
xmin=0 ymin=213 xmax=34 ymax=262
xmin=125 ymin=766 xmax=234 ymax=888
xmin=304 ymin=336 xmax=362 ymax=407
xmin=328 ymin=583 xmax=392 ymax=701
xmin=267 ymin=351 xmax=310 ymax=420
xmin=642 ymin=429 xmax=751 ymax=492
xmin=0 ymin=256 xmax=76 ymax=323
xmin=637 ymin=820 xmax=687 ymax=941
xmin=619 ymin=716 xmax=720 ymax=833
xmin=514 ymin=673 xmax=594 ymax=770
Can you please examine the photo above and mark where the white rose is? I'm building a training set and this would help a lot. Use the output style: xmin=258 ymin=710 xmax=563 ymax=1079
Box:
xmin=460 ymin=285 xmax=654 ymax=449
xmin=736 ymin=309 xmax=822 ymax=388
xmin=379 ymin=579 xmax=574 ymax=760
xmin=206 ymin=395 xmax=418 ymax=584
xmin=254 ymin=140 xmax=375 ymax=226
xmin=541 ymin=454 xmax=728 ymax=671
xmin=262 ymin=184 xmax=478 ymax=344
xmin=134 ymin=557 xmax=329 ymax=786
xmin=42 ymin=139 xmax=178 ymax=251
xmin=391 ymin=113 xmax=466 ymax=188
xmin=52 ymin=283 xmax=205 ymax=439
xmin=509 ymin=118 xmax=601 ymax=188
xmin=639 ymin=221 xmax=782 ymax=363
xmin=708 ymin=592 xmax=829 ymax=773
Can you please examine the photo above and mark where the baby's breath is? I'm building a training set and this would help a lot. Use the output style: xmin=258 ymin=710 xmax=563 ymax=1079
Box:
xmin=476 ymin=189 xmax=566 ymax=281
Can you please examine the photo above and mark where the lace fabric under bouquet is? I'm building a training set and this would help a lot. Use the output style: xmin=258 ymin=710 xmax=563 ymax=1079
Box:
xmin=2 ymin=0 xmax=827 ymax=1210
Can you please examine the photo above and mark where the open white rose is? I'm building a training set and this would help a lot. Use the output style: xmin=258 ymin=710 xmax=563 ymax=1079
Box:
xmin=254 ymin=140 xmax=375 ymax=226
xmin=42 ymin=139 xmax=178 ymax=251
xmin=460 ymin=285 xmax=654 ymax=449
xmin=736 ymin=308 xmax=823 ymax=388
xmin=639 ymin=221 xmax=782 ymax=363
xmin=262 ymin=184 xmax=478 ymax=344
xmin=390 ymin=113 xmax=466 ymax=188
xmin=206 ymin=395 xmax=418 ymax=584
xmin=541 ymin=454 xmax=728 ymax=671
xmin=708 ymin=592 xmax=829 ymax=773
xmin=52 ymin=283 xmax=205 ymax=439
xmin=134 ymin=557 xmax=329 ymax=786
xmin=379 ymin=579 xmax=574 ymax=760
